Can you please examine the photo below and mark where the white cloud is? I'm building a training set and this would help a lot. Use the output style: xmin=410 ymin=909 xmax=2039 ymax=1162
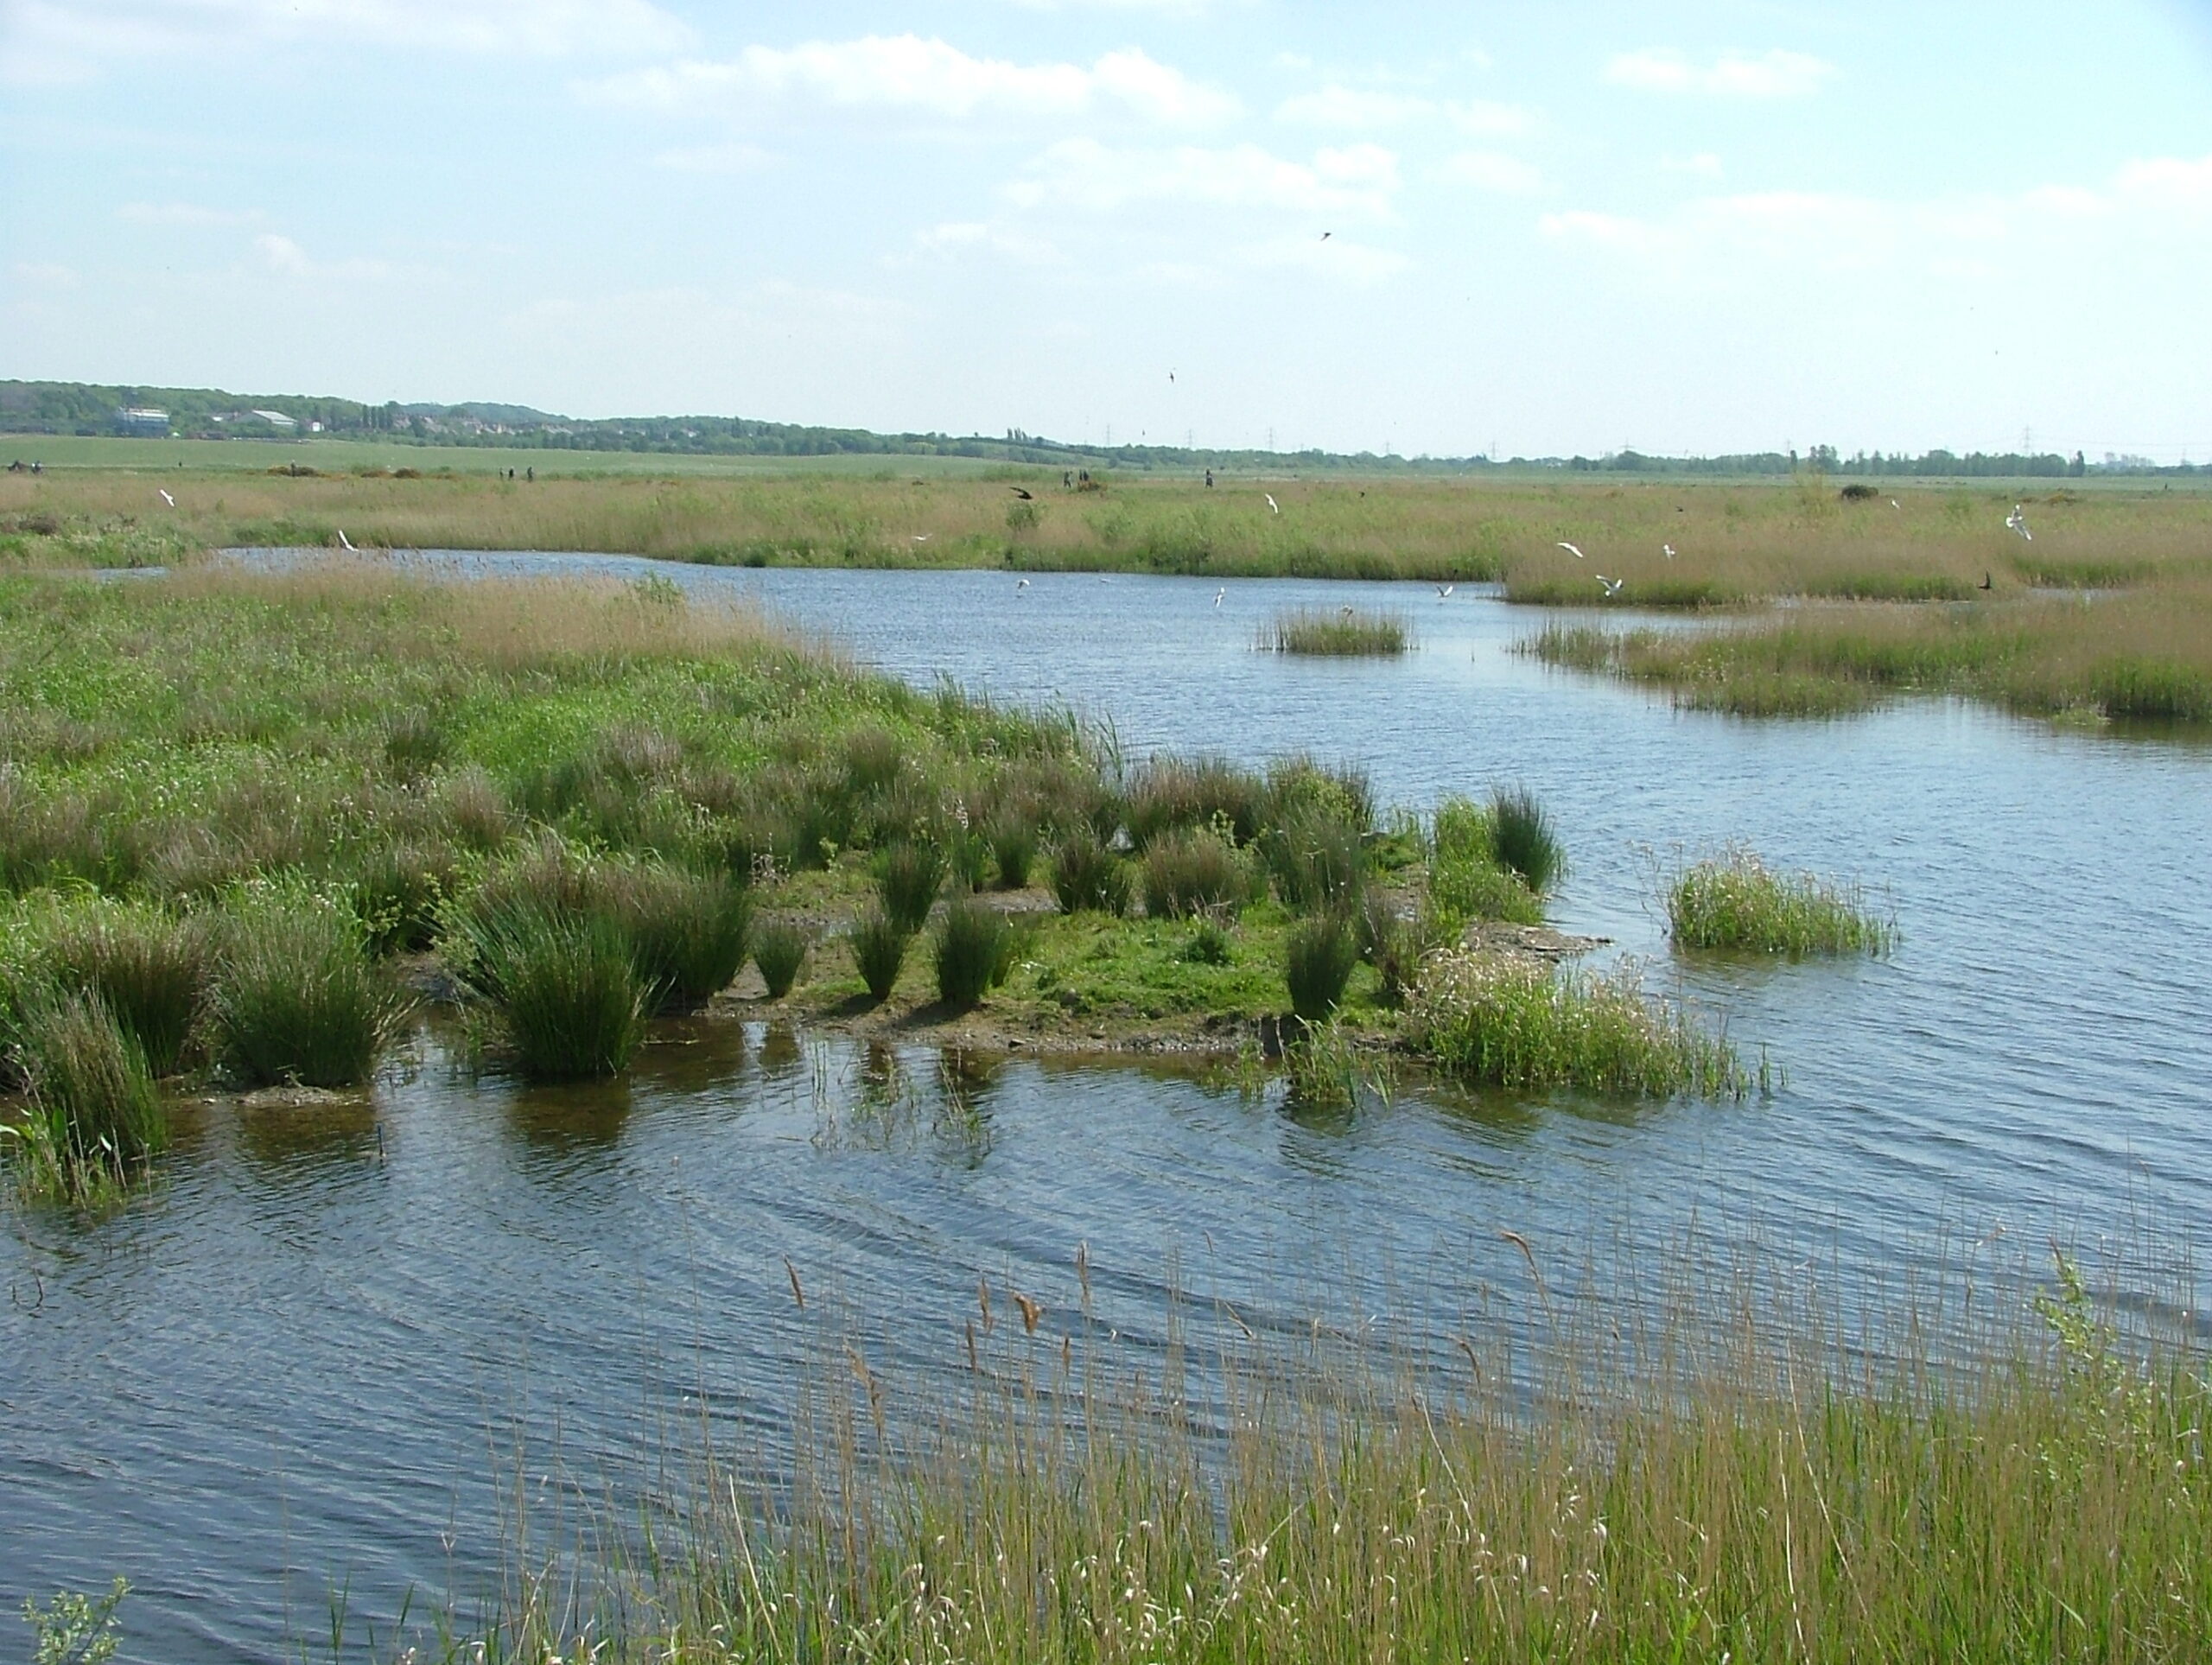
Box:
xmin=1004 ymin=139 xmax=1400 ymax=218
xmin=906 ymin=220 xmax=1065 ymax=266
xmin=255 ymin=233 xmax=314 ymax=276
xmin=592 ymin=36 xmax=1237 ymax=127
xmin=1439 ymin=150 xmax=1541 ymax=194
xmin=2116 ymin=154 xmax=2212 ymax=209
xmin=119 ymin=201 xmax=263 ymax=226
xmin=1660 ymin=152 xmax=1725 ymax=179
xmin=652 ymin=143 xmax=776 ymax=175
xmin=253 ymin=232 xmax=404 ymax=281
xmin=1446 ymin=99 xmax=1535 ymax=137
xmin=1274 ymin=86 xmax=1433 ymax=128
xmin=1540 ymin=157 xmax=2212 ymax=284
xmin=1604 ymin=48 xmax=1835 ymax=99
xmin=3 ymin=0 xmax=688 ymax=81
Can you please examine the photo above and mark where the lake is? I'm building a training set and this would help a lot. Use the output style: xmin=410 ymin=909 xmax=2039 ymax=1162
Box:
xmin=5 ymin=556 xmax=2208 ymax=1660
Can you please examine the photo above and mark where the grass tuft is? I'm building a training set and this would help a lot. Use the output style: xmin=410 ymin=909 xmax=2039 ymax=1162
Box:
xmin=874 ymin=840 xmax=946 ymax=934
xmin=1141 ymin=829 xmax=1249 ymax=919
xmin=14 ymin=894 xmax=207 ymax=1076
xmin=1265 ymin=606 xmax=1408 ymax=656
xmin=211 ymin=889 xmax=403 ymax=1088
xmin=932 ymin=897 xmax=1012 ymax=1007
xmin=1050 ymin=831 xmax=1133 ymax=917
xmin=986 ymin=813 xmax=1038 ymax=890
xmin=1488 ymin=785 xmax=1565 ymax=894
xmin=6 ymin=988 xmax=165 ymax=1198
xmin=849 ymin=909 xmax=912 ymax=1003
xmin=751 ymin=920 xmax=810 ymax=999
xmin=458 ymin=905 xmax=645 ymax=1080
xmin=1669 ymin=848 xmax=1894 ymax=956
xmin=1410 ymin=950 xmax=1744 ymax=1096
xmin=1284 ymin=911 xmax=1359 ymax=1022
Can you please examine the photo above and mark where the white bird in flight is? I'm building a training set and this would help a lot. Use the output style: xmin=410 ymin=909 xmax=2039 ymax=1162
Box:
xmin=1662 ymin=543 xmax=1675 ymax=560
xmin=1436 ymin=583 xmax=1454 ymax=599
xmin=1264 ymin=493 xmax=1279 ymax=514
xmin=338 ymin=530 xmax=356 ymax=551
xmin=1597 ymin=575 xmax=1624 ymax=598
xmin=1890 ymin=499 xmax=1901 ymax=511
xmin=912 ymin=533 xmax=930 ymax=543
xmin=2005 ymin=504 xmax=2032 ymax=541
xmin=1557 ymin=541 xmax=1585 ymax=560
xmin=158 ymin=488 xmax=175 ymax=507
xmin=1213 ymin=587 xmax=1225 ymax=607
xmin=1015 ymin=577 xmax=1030 ymax=588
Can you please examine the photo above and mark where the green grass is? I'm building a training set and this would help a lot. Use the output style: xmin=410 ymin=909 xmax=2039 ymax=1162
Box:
xmin=597 ymin=862 xmax=753 ymax=1010
xmin=4 ymin=988 xmax=164 ymax=1200
xmin=210 ymin=888 xmax=402 ymax=1087
xmin=1410 ymin=950 xmax=1745 ymax=1096
xmin=454 ymin=902 xmax=645 ymax=1080
xmin=849 ymin=909 xmax=912 ymax=1003
xmin=1669 ymin=849 xmax=1896 ymax=956
xmin=874 ymin=840 xmax=946 ymax=934
xmin=750 ymin=919 xmax=810 ymax=998
xmin=1266 ymin=606 xmax=1409 ymax=655
xmin=932 ymin=896 xmax=1014 ymax=1007
xmin=478 ymin=1245 xmax=2212 ymax=1665
xmin=1523 ymin=588 xmax=2212 ymax=724
xmin=1050 ymin=831 xmax=1133 ymax=917
xmin=1488 ymin=785 xmax=1565 ymax=894
xmin=3 ymin=893 xmax=207 ymax=1075
xmin=1284 ymin=910 xmax=1359 ymax=1021
xmin=1141 ymin=828 xmax=1249 ymax=918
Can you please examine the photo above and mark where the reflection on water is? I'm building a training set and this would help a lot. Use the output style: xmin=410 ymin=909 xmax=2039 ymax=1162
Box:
xmin=5 ymin=562 xmax=2210 ymax=1662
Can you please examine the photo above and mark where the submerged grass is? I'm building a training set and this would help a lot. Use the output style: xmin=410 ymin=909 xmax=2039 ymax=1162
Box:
xmin=1266 ymin=605 xmax=1408 ymax=656
xmin=1410 ymin=950 xmax=1745 ymax=1096
xmin=1669 ymin=848 xmax=1896 ymax=956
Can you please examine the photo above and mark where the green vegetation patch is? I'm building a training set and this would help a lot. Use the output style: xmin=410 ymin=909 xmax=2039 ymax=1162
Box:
xmin=1265 ymin=606 xmax=1408 ymax=656
xmin=1669 ymin=849 xmax=1895 ymax=956
xmin=1409 ymin=950 xmax=1745 ymax=1096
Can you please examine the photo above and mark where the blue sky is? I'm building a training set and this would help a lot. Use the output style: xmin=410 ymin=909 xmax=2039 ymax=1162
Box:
xmin=4 ymin=1 xmax=2209 ymax=458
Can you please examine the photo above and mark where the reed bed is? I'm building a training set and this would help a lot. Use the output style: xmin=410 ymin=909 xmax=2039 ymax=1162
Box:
xmin=1524 ymin=581 xmax=2212 ymax=723
xmin=1265 ymin=605 xmax=1408 ymax=656
xmin=1669 ymin=849 xmax=1896 ymax=956
xmin=1410 ymin=950 xmax=1745 ymax=1096
xmin=12 ymin=464 xmax=2208 ymax=595
xmin=480 ymin=1238 xmax=2212 ymax=1665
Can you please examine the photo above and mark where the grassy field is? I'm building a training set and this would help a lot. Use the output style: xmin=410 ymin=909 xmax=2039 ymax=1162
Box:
xmin=7 ymin=455 xmax=2209 ymax=591
xmin=447 ymin=1242 xmax=2210 ymax=1665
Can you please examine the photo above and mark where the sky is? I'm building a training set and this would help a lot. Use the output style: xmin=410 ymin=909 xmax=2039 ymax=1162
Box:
xmin=3 ymin=1 xmax=2210 ymax=460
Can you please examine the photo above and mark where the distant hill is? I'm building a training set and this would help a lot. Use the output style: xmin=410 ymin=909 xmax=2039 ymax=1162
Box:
xmin=1 ymin=378 xmax=2184 ymax=478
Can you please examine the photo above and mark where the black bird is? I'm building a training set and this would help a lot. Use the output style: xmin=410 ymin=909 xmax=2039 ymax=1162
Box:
xmin=1980 ymin=571 xmax=1993 ymax=591
xmin=1010 ymin=486 xmax=1033 ymax=500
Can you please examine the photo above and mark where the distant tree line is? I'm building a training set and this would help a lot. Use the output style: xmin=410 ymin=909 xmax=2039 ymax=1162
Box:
xmin=1 ymin=379 xmax=2199 ymax=477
